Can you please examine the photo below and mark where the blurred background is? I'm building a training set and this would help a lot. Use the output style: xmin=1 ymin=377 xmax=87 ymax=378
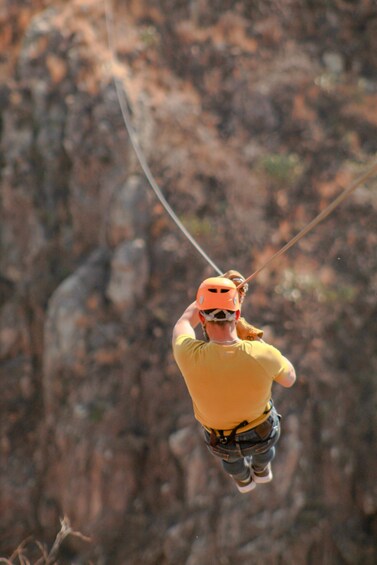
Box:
xmin=0 ymin=0 xmax=376 ymax=563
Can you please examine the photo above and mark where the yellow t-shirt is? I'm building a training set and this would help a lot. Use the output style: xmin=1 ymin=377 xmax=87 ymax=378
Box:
xmin=173 ymin=335 xmax=289 ymax=432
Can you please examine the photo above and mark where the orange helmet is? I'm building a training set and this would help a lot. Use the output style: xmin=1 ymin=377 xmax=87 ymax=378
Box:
xmin=196 ymin=277 xmax=240 ymax=314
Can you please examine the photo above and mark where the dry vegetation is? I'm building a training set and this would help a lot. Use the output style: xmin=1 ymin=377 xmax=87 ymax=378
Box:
xmin=0 ymin=518 xmax=90 ymax=565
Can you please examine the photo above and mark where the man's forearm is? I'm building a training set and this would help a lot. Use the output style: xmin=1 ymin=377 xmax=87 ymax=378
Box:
xmin=181 ymin=302 xmax=201 ymax=328
xmin=172 ymin=302 xmax=201 ymax=342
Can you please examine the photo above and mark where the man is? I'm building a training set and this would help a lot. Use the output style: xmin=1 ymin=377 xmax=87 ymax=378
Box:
xmin=172 ymin=274 xmax=296 ymax=493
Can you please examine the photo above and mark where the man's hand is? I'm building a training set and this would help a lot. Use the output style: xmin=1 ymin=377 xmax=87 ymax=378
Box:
xmin=222 ymin=269 xmax=249 ymax=303
xmin=236 ymin=317 xmax=264 ymax=341
xmin=222 ymin=270 xmax=263 ymax=341
xmin=172 ymin=302 xmax=200 ymax=344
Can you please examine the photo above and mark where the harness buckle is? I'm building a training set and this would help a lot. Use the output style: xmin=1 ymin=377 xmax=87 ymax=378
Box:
xmin=209 ymin=419 xmax=249 ymax=447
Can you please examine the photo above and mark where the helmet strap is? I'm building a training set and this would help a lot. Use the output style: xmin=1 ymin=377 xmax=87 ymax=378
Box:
xmin=200 ymin=309 xmax=236 ymax=322
xmin=201 ymin=322 xmax=209 ymax=342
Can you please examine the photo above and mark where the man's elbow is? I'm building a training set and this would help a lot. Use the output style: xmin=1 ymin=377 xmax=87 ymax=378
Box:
xmin=172 ymin=325 xmax=180 ymax=345
xmin=276 ymin=366 xmax=296 ymax=388
xmin=284 ymin=368 xmax=296 ymax=387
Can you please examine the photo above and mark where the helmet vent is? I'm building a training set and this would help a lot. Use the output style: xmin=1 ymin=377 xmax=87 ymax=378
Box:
xmin=208 ymin=288 xmax=230 ymax=293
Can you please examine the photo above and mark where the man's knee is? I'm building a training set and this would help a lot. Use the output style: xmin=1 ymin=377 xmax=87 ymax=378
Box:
xmin=252 ymin=446 xmax=276 ymax=470
xmin=222 ymin=458 xmax=248 ymax=480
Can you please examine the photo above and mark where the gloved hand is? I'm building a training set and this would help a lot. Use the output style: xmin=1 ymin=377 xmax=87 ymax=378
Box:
xmin=222 ymin=269 xmax=249 ymax=303
xmin=236 ymin=316 xmax=264 ymax=341
xmin=222 ymin=270 xmax=264 ymax=340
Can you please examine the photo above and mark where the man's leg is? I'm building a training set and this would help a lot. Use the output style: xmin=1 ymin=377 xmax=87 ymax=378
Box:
xmin=249 ymin=446 xmax=275 ymax=483
xmin=221 ymin=456 xmax=256 ymax=493
xmin=222 ymin=456 xmax=249 ymax=481
xmin=249 ymin=414 xmax=281 ymax=483
xmin=251 ymin=445 xmax=276 ymax=471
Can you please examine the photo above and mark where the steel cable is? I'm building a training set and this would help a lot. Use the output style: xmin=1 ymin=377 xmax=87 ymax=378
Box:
xmin=104 ymin=0 xmax=223 ymax=275
xmin=104 ymin=0 xmax=376 ymax=287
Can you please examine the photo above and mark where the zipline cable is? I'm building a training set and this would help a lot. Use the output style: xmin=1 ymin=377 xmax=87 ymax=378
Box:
xmin=104 ymin=0 xmax=376 ymax=285
xmin=240 ymin=159 xmax=377 ymax=287
xmin=104 ymin=0 xmax=223 ymax=275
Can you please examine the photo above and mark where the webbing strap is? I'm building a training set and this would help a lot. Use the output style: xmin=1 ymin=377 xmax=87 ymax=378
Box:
xmin=210 ymin=419 xmax=249 ymax=447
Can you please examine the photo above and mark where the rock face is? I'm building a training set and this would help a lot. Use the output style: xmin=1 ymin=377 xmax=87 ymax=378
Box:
xmin=1 ymin=1 xmax=377 ymax=563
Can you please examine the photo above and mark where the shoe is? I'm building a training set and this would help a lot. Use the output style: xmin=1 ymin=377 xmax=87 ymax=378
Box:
xmin=233 ymin=459 xmax=256 ymax=493
xmin=251 ymin=463 xmax=273 ymax=484
xmin=234 ymin=475 xmax=256 ymax=493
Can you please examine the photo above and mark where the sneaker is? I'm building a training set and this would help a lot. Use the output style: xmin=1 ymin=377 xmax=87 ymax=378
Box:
xmin=234 ymin=475 xmax=256 ymax=493
xmin=233 ymin=458 xmax=256 ymax=493
xmin=251 ymin=463 xmax=273 ymax=484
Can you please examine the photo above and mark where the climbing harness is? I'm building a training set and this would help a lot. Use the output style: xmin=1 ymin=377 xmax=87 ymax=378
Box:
xmin=104 ymin=0 xmax=222 ymax=275
xmin=207 ymin=400 xmax=274 ymax=447
xmin=209 ymin=420 xmax=249 ymax=447
xmin=104 ymin=0 xmax=377 ymax=284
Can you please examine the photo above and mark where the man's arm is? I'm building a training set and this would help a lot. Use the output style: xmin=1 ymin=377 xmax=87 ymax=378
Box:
xmin=172 ymin=302 xmax=201 ymax=344
xmin=274 ymin=356 xmax=296 ymax=388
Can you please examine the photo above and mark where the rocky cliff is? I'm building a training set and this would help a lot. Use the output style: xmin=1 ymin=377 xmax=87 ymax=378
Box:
xmin=1 ymin=0 xmax=377 ymax=563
